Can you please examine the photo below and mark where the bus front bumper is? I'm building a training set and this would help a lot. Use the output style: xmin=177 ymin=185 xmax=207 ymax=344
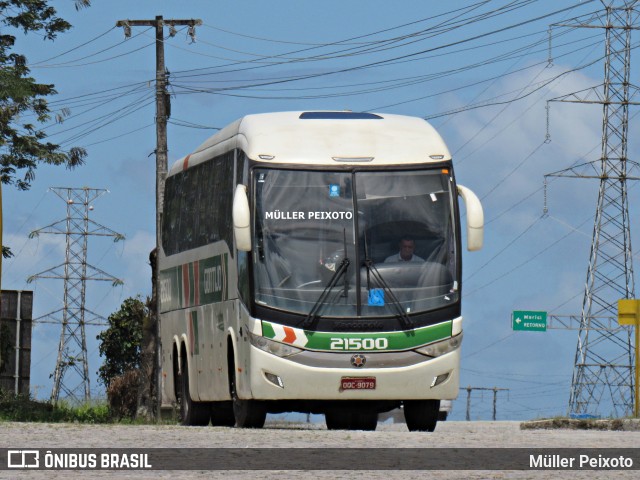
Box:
xmin=246 ymin=345 xmax=460 ymax=401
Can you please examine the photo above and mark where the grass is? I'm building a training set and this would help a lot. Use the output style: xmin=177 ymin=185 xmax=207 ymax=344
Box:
xmin=520 ymin=416 xmax=637 ymax=431
xmin=0 ymin=390 xmax=111 ymax=423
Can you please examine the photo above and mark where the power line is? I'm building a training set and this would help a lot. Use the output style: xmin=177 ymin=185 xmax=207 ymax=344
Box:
xmin=167 ymin=118 xmax=220 ymax=130
xmin=166 ymin=16 xmax=602 ymax=110
xmin=81 ymin=122 xmax=156 ymax=148
xmin=14 ymin=1 xmax=598 ymax=153
xmin=29 ymin=26 xmax=116 ymax=66
xmin=31 ymin=28 xmax=154 ymax=68
xmin=172 ymin=1 xmax=594 ymax=83
xmin=171 ymin=0 xmax=519 ymax=75
xmin=200 ymin=0 xmax=494 ymax=49
xmin=464 ymin=216 xmax=592 ymax=298
xmin=423 ymin=50 xmax=613 ymax=119
xmin=169 ymin=35 xmax=602 ymax=101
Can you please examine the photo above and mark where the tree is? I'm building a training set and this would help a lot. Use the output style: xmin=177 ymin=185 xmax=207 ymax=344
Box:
xmin=1 ymin=0 xmax=91 ymax=258
xmin=96 ymin=296 xmax=147 ymax=388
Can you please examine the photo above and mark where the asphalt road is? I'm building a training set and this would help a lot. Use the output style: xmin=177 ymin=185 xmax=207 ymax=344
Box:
xmin=1 ymin=420 xmax=639 ymax=479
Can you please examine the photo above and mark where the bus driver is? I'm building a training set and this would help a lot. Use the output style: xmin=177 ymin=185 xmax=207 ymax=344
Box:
xmin=384 ymin=236 xmax=425 ymax=263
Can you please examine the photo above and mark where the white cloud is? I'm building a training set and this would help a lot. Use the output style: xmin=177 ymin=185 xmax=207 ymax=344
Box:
xmin=3 ymin=232 xmax=67 ymax=292
xmin=440 ymin=60 xmax=628 ymax=417
xmin=119 ymin=229 xmax=155 ymax=298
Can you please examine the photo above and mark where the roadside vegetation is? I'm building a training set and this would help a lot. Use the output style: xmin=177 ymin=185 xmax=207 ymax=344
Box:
xmin=0 ymin=391 xmax=110 ymax=423
xmin=0 ymin=296 xmax=149 ymax=424
xmin=97 ymin=296 xmax=148 ymax=421
xmin=520 ymin=416 xmax=639 ymax=431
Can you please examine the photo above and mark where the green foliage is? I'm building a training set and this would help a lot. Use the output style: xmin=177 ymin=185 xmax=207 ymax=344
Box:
xmin=97 ymin=297 xmax=147 ymax=388
xmin=66 ymin=400 xmax=110 ymax=423
xmin=1 ymin=1 xmax=92 ymax=258
xmin=0 ymin=391 xmax=54 ymax=422
xmin=0 ymin=389 xmax=110 ymax=423
xmin=0 ymin=1 xmax=90 ymax=190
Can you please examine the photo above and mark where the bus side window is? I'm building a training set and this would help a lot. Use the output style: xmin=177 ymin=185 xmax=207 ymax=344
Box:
xmin=197 ymin=161 xmax=211 ymax=244
xmin=163 ymin=173 xmax=183 ymax=256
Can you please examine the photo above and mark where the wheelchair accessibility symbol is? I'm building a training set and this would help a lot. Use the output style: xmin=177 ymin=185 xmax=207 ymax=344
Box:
xmin=368 ymin=288 xmax=385 ymax=307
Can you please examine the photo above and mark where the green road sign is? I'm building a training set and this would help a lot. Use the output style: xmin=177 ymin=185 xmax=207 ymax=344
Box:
xmin=512 ymin=310 xmax=547 ymax=332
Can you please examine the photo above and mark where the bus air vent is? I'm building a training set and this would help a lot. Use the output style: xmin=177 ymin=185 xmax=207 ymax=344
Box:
xmin=299 ymin=112 xmax=383 ymax=120
xmin=332 ymin=157 xmax=374 ymax=163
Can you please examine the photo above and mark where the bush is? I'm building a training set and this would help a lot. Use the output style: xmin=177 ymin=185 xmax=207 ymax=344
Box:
xmin=97 ymin=297 xmax=147 ymax=388
xmin=107 ymin=369 xmax=141 ymax=420
xmin=65 ymin=402 xmax=110 ymax=424
xmin=0 ymin=390 xmax=53 ymax=421
xmin=97 ymin=297 xmax=149 ymax=419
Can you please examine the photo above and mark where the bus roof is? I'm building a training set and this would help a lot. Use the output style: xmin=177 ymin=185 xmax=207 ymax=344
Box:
xmin=169 ymin=111 xmax=452 ymax=175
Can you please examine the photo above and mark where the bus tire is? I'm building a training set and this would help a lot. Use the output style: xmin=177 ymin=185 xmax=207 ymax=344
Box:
xmin=179 ymin=359 xmax=211 ymax=426
xmin=228 ymin=357 xmax=266 ymax=428
xmin=325 ymin=411 xmax=350 ymax=430
xmin=210 ymin=401 xmax=235 ymax=427
xmin=351 ymin=411 xmax=378 ymax=431
xmin=403 ymin=400 xmax=440 ymax=432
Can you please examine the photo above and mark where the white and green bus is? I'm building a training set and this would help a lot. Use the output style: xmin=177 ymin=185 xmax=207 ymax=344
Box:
xmin=159 ymin=111 xmax=483 ymax=431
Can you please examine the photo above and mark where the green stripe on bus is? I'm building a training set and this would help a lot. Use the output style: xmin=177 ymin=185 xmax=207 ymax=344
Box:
xmin=191 ymin=310 xmax=199 ymax=355
xmin=262 ymin=322 xmax=276 ymax=339
xmin=262 ymin=320 xmax=452 ymax=351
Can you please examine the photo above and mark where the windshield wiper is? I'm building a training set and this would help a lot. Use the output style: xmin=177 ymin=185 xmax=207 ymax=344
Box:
xmin=301 ymin=256 xmax=350 ymax=330
xmin=301 ymin=229 xmax=351 ymax=330
xmin=362 ymin=228 xmax=413 ymax=330
xmin=363 ymin=258 xmax=414 ymax=331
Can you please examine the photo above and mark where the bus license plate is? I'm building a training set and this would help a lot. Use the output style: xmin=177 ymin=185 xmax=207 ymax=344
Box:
xmin=341 ymin=377 xmax=376 ymax=390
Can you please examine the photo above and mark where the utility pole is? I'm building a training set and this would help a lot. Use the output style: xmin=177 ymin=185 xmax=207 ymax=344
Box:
xmin=545 ymin=1 xmax=640 ymax=418
xmin=28 ymin=188 xmax=124 ymax=404
xmin=464 ymin=386 xmax=509 ymax=421
xmin=116 ymin=16 xmax=201 ymax=419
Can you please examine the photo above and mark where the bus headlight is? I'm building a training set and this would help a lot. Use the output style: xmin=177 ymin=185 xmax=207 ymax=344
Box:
xmin=414 ymin=333 xmax=463 ymax=358
xmin=248 ymin=331 xmax=303 ymax=358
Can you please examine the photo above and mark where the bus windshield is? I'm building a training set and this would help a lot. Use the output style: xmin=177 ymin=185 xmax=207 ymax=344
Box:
xmin=253 ymin=168 xmax=458 ymax=319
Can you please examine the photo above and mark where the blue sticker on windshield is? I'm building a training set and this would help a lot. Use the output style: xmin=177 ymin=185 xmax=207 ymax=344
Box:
xmin=329 ymin=184 xmax=340 ymax=197
xmin=368 ymin=289 xmax=385 ymax=307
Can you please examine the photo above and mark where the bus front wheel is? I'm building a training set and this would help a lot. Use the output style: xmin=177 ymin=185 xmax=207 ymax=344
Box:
xmin=228 ymin=360 xmax=266 ymax=428
xmin=403 ymin=400 xmax=440 ymax=432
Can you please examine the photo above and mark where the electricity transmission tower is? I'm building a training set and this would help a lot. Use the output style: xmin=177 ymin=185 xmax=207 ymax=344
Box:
xmin=28 ymin=188 xmax=124 ymax=404
xmin=545 ymin=1 xmax=640 ymax=417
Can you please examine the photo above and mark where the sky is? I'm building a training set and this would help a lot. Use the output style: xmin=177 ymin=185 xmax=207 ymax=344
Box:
xmin=2 ymin=0 xmax=638 ymax=421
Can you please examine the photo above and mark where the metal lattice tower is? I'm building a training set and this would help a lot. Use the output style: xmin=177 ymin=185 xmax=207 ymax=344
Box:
xmin=28 ymin=188 xmax=124 ymax=404
xmin=546 ymin=1 xmax=640 ymax=417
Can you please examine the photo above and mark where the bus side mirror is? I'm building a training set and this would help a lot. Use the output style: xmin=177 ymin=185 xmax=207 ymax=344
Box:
xmin=233 ymin=184 xmax=252 ymax=252
xmin=457 ymin=184 xmax=484 ymax=251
